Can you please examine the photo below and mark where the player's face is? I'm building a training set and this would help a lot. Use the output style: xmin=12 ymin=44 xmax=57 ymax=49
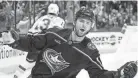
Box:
xmin=75 ymin=17 xmax=92 ymax=37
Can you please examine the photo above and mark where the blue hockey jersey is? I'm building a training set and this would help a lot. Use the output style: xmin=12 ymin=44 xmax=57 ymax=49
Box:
xmin=10 ymin=28 xmax=116 ymax=78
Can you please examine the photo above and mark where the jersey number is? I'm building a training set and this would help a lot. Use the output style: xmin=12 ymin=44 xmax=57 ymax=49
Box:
xmin=35 ymin=19 xmax=50 ymax=31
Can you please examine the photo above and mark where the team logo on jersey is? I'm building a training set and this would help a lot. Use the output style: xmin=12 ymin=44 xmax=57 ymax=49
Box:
xmin=87 ymin=42 xmax=96 ymax=50
xmin=42 ymin=48 xmax=70 ymax=75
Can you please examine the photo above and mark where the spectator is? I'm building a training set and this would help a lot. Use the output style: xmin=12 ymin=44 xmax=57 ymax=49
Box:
xmin=65 ymin=1 xmax=74 ymax=24
xmin=0 ymin=13 xmax=7 ymax=32
xmin=130 ymin=15 xmax=137 ymax=26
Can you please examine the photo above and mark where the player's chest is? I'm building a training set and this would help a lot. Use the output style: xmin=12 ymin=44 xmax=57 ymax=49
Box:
xmin=44 ymin=37 xmax=89 ymax=65
xmin=41 ymin=42 xmax=89 ymax=73
xmin=39 ymin=33 xmax=93 ymax=74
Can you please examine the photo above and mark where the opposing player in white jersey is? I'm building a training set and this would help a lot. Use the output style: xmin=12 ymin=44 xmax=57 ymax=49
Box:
xmin=28 ymin=3 xmax=65 ymax=35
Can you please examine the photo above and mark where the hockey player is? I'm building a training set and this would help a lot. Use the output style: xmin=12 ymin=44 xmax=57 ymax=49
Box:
xmin=11 ymin=3 xmax=65 ymax=78
xmin=28 ymin=3 xmax=65 ymax=35
xmin=2 ymin=8 xmax=137 ymax=78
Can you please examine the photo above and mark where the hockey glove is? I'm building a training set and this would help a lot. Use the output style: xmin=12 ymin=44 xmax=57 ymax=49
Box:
xmin=117 ymin=61 xmax=137 ymax=78
xmin=2 ymin=28 xmax=19 ymax=44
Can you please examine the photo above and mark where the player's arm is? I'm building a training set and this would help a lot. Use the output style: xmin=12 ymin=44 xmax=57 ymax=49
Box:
xmin=85 ymin=56 xmax=137 ymax=78
xmin=85 ymin=55 xmax=116 ymax=78
xmin=85 ymin=48 xmax=137 ymax=78
xmin=84 ymin=41 xmax=114 ymax=78
xmin=2 ymin=29 xmax=47 ymax=52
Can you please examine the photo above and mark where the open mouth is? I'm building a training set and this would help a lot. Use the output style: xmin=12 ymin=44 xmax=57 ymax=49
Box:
xmin=80 ymin=29 xmax=85 ymax=32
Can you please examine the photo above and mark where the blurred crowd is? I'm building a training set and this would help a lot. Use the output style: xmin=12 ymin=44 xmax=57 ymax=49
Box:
xmin=0 ymin=1 xmax=137 ymax=33
xmin=90 ymin=1 xmax=137 ymax=31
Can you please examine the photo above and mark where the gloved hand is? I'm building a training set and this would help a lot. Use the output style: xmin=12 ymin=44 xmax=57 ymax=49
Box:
xmin=10 ymin=28 xmax=20 ymax=41
xmin=117 ymin=61 xmax=137 ymax=78
xmin=2 ymin=28 xmax=19 ymax=44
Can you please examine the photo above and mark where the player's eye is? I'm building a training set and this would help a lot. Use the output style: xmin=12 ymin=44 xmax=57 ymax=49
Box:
xmin=86 ymin=22 xmax=90 ymax=25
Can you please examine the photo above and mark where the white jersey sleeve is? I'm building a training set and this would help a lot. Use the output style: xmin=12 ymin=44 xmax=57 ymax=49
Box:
xmin=28 ymin=15 xmax=49 ymax=34
xmin=47 ymin=17 xmax=65 ymax=29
